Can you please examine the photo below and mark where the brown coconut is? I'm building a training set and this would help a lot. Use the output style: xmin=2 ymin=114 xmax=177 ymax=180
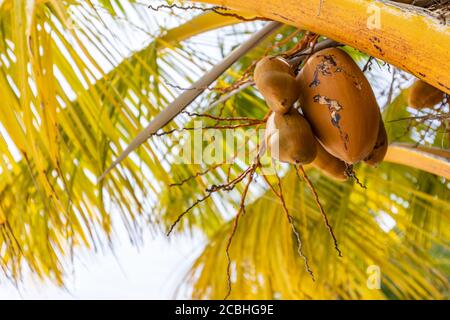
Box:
xmin=265 ymin=110 xmax=317 ymax=164
xmin=312 ymin=139 xmax=347 ymax=181
xmin=254 ymin=56 xmax=299 ymax=114
xmin=297 ymin=47 xmax=380 ymax=164
xmin=364 ymin=118 xmax=388 ymax=167
xmin=408 ymin=80 xmax=443 ymax=109
xmin=254 ymin=56 xmax=294 ymax=79
xmin=364 ymin=118 xmax=388 ymax=166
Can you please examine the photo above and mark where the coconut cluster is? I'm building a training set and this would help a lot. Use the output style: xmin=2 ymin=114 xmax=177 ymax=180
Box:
xmin=255 ymin=48 xmax=389 ymax=180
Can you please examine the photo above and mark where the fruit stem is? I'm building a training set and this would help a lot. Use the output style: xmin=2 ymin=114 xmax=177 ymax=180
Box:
xmin=296 ymin=164 xmax=343 ymax=257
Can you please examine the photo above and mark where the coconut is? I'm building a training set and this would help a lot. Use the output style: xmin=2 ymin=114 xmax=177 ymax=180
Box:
xmin=254 ymin=56 xmax=294 ymax=80
xmin=312 ymin=139 xmax=347 ymax=181
xmin=297 ymin=47 xmax=380 ymax=164
xmin=256 ymin=72 xmax=299 ymax=114
xmin=254 ymin=56 xmax=299 ymax=114
xmin=265 ymin=110 xmax=317 ymax=164
xmin=408 ymin=80 xmax=443 ymax=109
xmin=364 ymin=118 xmax=388 ymax=167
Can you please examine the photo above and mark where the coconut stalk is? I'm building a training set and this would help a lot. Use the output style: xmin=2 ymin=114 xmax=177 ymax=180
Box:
xmin=189 ymin=0 xmax=450 ymax=94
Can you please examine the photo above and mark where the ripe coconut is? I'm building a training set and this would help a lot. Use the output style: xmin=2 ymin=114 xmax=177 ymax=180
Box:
xmin=312 ymin=139 xmax=347 ymax=181
xmin=265 ymin=110 xmax=317 ymax=164
xmin=364 ymin=118 xmax=388 ymax=167
xmin=254 ymin=56 xmax=294 ymax=79
xmin=254 ymin=56 xmax=299 ymax=114
xmin=408 ymin=80 xmax=443 ymax=109
xmin=297 ymin=47 xmax=380 ymax=164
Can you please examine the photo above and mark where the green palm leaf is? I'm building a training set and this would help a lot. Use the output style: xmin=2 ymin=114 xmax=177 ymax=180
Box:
xmin=0 ymin=0 xmax=247 ymax=282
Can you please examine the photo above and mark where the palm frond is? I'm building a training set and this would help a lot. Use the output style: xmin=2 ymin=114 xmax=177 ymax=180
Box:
xmin=0 ymin=0 xmax=248 ymax=283
xmin=182 ymin=164 xmax=449 ymax=299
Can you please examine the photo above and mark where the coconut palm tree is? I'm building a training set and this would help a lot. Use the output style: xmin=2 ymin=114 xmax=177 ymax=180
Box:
xmin=0 ymin=0 xmax=448 ymax=299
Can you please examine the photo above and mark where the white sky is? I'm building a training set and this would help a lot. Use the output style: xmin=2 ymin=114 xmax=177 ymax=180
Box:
xmin=0 ymin=233 xmax=204 ymax=299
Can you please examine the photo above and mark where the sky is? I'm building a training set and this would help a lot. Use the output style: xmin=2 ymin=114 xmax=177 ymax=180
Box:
xmin=0 ymin=232 xmax=204 ymax=299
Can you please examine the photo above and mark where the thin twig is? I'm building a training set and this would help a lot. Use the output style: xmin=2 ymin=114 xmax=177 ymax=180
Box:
xmin=363 ymin=56 xmax=374 ymax=72
xmin=383 ymin=68 xmax=396 ymax=109
xmin=224 ymin=169 xmax=255 ymax=300
xmin=288 ymin=39 xmax=341 ymax=68
xmin=208 ymin=164 xmax=256 ymax=193
xmin=167 ymin=163 xmax=256 ymax=236
xmin=344 ymin=164 xmax=367 ymax=189
xmin=297 ymin=165 xmax=343 ymax=257
xmin=388 ymin=113 xmax=450 ymax=123
xmin=148 ymin=4 xmax=267 ymax=22
xmin=263 ymin=170 xmax=315 ymax=281
xmin=169 ymin=163 xmax=223 ymax=187
xmin=182 ymin=111 xmax=262 ymax=123
xmin=166 ymin=194 xmax=212 ymax=236
xmin=151 ymin=122 xmax=264 ymax=137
